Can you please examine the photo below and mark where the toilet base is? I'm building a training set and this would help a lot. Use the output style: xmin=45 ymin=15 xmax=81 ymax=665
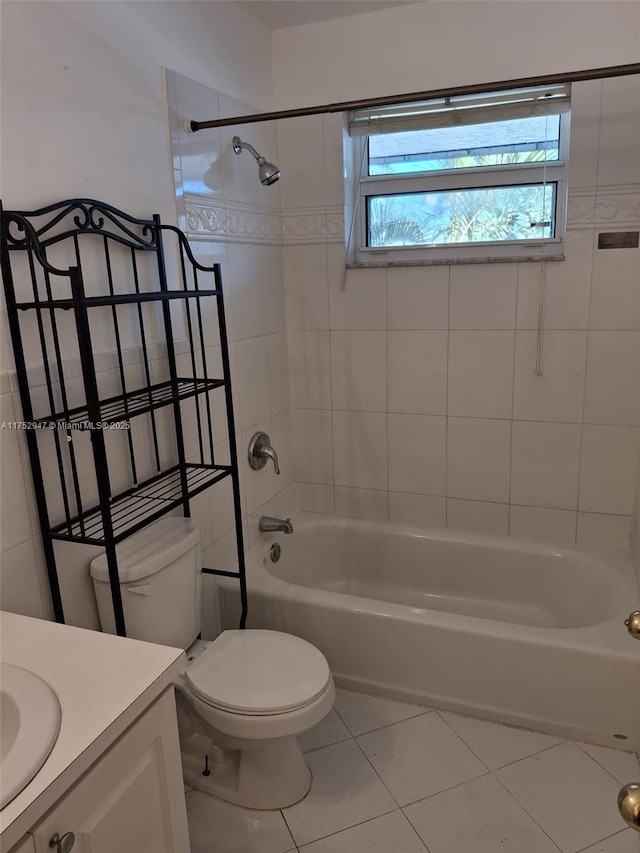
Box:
xmin=181 ymin=731 xmax=312 ymax=809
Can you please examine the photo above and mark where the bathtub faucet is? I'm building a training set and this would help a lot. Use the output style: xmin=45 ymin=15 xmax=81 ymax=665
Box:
xmin=259 ymin=516 xmax=294 ymax=534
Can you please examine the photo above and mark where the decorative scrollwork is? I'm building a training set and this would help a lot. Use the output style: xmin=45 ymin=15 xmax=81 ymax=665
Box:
xmin=3 ymin=199 xmax=157 ymax=251
xmin=2 ymin=213 xmax=70 ymax=275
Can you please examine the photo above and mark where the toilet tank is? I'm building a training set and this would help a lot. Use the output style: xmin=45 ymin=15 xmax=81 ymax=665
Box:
xmin=90 ymin=517 xmax=201 ymax=648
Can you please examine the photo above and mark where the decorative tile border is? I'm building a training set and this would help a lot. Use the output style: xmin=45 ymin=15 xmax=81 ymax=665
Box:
xmin=280 ymin=206 xmax=344 ymax=245
xmin=184 ymin=195 xmax=345 ymax=245
xmin=281 ymin=208 xmax=328 ymax=244
xmin=184 ymin=189 xmax=639 ymax=243
xmin=567 ymin=184 xmax=640 ymax=230
xmin=184 ymin=195 xmax=281 ymax=244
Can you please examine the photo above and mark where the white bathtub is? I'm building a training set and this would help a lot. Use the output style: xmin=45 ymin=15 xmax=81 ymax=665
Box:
xmin=217 ymin=513 xmax=640 ymax=750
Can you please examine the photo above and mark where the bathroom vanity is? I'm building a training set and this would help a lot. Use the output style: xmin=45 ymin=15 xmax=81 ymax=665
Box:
xmin=0 ymin=612 xmax=190 ymax=853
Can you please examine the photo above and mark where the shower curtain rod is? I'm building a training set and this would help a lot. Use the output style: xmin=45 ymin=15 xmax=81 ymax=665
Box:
xmin=188 ymin=62 xmax=640 ymax=132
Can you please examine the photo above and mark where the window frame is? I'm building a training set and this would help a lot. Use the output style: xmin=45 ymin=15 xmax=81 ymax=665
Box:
xmin=350 ymin=110 xmax=570 ymax=266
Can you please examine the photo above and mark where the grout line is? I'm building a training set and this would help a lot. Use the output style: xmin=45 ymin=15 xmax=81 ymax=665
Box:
xmin=293 ymin=404 xmax=640 ymax=428
xmin=399 ymin=769 xmax=491 ymax=809
xmin=325 ymin=242 xmax=336 ymax=516
xmin=444 ymin=266 xmax=451 ymax=529
xmin=280 ymin=806 xmax=300 ymax=851
xmin=290 ymin=483 xmax=633 ymax=522
xmin=351 ymin=735 xmax=404 ymax=810
xmin=507 ymin=267 xmax=520 ymax=535
xmin=573 ymin=828 xmax=637 ymax=853
xmin=399 ymin=809 xmax=433 ymax=853
xmin=417 ymin=706 xmax=570 ymax=772
xmin=385 ymin=267 xmax=391 ymax=522
xmin=574 ymin=79 xmax=604 ymax=545
xmin=489 ymin=770 xmax=565 ymax=853
xmin=489 ymin=739 xmax=569 ymax=771
xmin=331 ymin=701 xmax=353 ymax=734
xmin=291 ymin=806 xmax=402 ymax=850
xmin=573 ymin=740 xmax=640 ymax=784
xmin=300 ymin=732 xmax=353 ymax=755
xmin=346 ymin=709 xmax=435 ymax=740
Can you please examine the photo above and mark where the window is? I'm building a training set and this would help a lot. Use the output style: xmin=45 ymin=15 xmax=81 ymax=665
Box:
xmin=348 ymin=85 xmax=570 ymax=264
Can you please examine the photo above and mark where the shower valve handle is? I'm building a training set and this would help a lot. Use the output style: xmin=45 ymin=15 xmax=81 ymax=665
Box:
xmin=248 ymin=432 xmax=280 ymax=475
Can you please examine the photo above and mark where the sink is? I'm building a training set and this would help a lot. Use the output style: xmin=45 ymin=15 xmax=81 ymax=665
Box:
xmin=1 ymin=663 xmax=61 ymax=809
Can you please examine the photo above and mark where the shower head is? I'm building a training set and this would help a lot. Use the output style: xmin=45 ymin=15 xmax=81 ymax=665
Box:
xmin=233 ymin=136 xmax=281 ymax=186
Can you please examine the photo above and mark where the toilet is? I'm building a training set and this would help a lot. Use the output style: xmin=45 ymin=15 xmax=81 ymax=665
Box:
xmin=90 ymin=517 xmax=334 ymax=809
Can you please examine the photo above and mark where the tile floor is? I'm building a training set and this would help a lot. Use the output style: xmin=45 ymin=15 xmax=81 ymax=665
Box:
xmin=186 ymin=688 xmax=640 ymax=853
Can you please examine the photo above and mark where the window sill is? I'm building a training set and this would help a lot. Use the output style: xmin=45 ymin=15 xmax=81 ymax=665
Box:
xmin=350 ymin=243 xmax=565 ymax=268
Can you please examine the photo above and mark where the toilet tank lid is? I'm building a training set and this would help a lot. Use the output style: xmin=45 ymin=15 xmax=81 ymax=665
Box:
xmin=90 ymin=518 xmax=200 ymax=584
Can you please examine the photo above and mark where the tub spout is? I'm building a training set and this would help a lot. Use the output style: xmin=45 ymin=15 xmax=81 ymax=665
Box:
xmin=259 ymin=516 xmax=294 ymax=534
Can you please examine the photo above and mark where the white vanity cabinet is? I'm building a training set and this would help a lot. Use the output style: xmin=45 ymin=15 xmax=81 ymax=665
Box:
xmin=7 ymin=836 xmax=36 ymax=853
xmin=28 ymin=689 xmax=189 ymax=853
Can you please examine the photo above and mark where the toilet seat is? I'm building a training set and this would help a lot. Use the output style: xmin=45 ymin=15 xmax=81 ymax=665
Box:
xmin=185 ymin=630 xmax=332 ymax=716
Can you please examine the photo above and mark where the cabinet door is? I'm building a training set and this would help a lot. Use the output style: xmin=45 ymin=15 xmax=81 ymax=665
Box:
xmin=7 ymin=835 xmax=37 ymax=853
xmin=31 ymin=690 xmax=189 ymax=853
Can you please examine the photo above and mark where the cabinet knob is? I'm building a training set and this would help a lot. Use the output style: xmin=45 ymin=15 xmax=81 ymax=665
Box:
xmin=49 ymin=832 xmax=75 ymax=852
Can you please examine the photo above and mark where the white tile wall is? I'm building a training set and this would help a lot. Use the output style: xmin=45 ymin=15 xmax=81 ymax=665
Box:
xmin=517 ymin=232 xmax=593 ymax=330
xmin=284 ymin=244 xmax=330 ymax=331
xmin=293 ymin=409 xmax=334 ymax=485
xmin=449 ymin=264 xmax=517 ymax=330
xmin=335 ymin=486 xmax=388 ymax=521
xmin=266 ymin=332 xmax=291 ymax=417
xmin=584 ymin=332 xmax=640 ymax=426
xmin=388 ymin=414 xmax=446 ymax=496
xmin=290 ymin=331 xmax=332 ymax=410
xmin=513 ymin=331 xmax=587 ymax=423
xmin=577 ymin=512 xmax=631 ymax=550
xmin=295 ymin=482 xmax=335 ymax=514
xmin=511 ymin=422 xmax=582 ymax=510
xmin=388 ymin=331 xmax=447 ymax=415
xmin=235 ymin=336 xmax=271 ymax=431
xmin=284 ymin=77 xmax=639 ymax=550
xmin=386 ymin=266 xmax=449 ymax=330
xmin=590 ymin=246 xmax=640 ymax=331
xmin=329 ymin=260 xmax=386 ymax=331
xmin=579 ymin=425 xmax=639 ymax=515
xmin=509 ymin=505 xmax=578 ymax=545
xmin=333 ymin=410 xmax=387 ymax=491
xmin=270 ymin=76 xmax=640 ymax=545
xmin=388 ymin=492 xmax=447 ymax=528
xmin=447 ymin=499 xmax=509 ymax=536
xmin=447 ymin=417 xmax=511 ymax=504
xmin=330 ymin=331 xmax=387 ymax=412
xmin=447 ymin=331 xmax=515 ymax=419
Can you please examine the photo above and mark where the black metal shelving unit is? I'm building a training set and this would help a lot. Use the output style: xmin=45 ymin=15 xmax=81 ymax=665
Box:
xmin=1 ymin=199 xmax=248 ymax=636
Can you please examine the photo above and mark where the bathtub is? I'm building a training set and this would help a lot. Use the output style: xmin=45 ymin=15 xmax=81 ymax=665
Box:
xmin=217 ymin=513 xmax=640 ymax=750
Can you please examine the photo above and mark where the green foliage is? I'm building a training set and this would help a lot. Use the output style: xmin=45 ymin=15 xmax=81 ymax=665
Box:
xmin=369 ymin=151 xmax=554 ymax=247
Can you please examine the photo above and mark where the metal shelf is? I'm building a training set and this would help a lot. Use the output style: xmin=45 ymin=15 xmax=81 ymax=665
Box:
xmin=51 ymin=463 xmax=232 ymax=545
xmin=2 ymin=198 xmax=248 ymax=637
xmin=15 ymin=288 xmax=220 ymax=311
xmin=38 ymin=377 xmax=225 ymax=427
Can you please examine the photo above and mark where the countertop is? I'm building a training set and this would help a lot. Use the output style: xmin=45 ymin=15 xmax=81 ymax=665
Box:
xmin=0 ymin=612 xmax=185 ymax=850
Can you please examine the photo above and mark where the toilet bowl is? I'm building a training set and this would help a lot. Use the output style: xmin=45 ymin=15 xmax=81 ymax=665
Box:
xmin=89 ymin=518 xmax=335 ymax=809
xmin=175 ymin=632 xmax=334 ymax=808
